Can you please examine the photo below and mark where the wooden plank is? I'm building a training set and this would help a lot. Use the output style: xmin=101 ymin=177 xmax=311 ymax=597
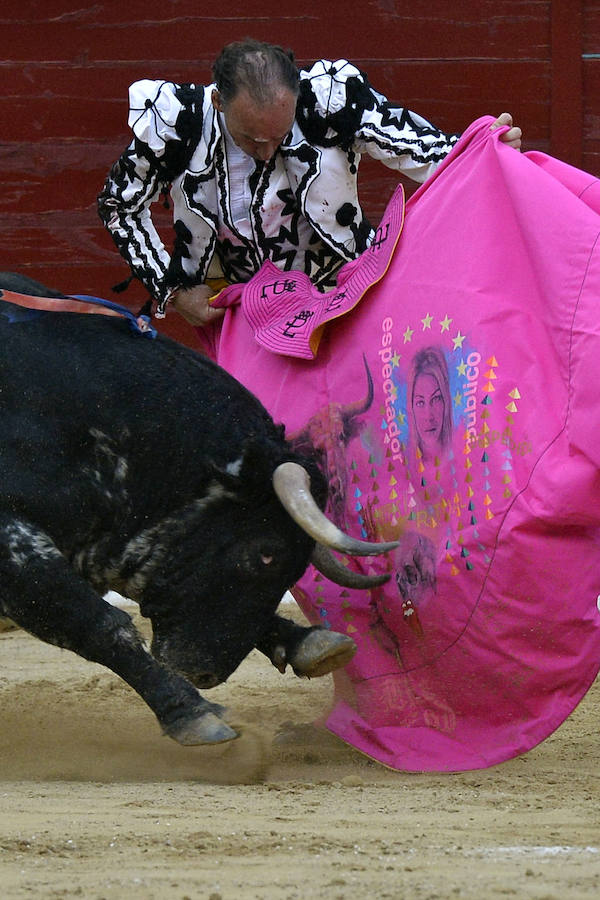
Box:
xmin=0 ymin=140 xmax=123 ymax=214
xmin=550 ymin=0 xmax=584 ymax=166
xmin=583 ymin=58 xmax=600 ymax=176
xmin=582 ymin=3 xmax=600 ymax=175
xmin=0 ymin=60 xmax=550 ymax=141
xmin=583 ymin=59 xmax=600 ymax=141
xmin=2 ymin=1 xmax=551 ymax=62
xmin=583 ymin=0 xmax=600 ymax=52
xmin=582 ymin=148 xmax=600 ymax=175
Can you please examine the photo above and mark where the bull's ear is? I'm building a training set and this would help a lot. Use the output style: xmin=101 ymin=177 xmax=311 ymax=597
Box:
xmin=208 ymin=440 xmax=278 ymax=497
xmin=235 ymin=439 xmax=283 ymax=494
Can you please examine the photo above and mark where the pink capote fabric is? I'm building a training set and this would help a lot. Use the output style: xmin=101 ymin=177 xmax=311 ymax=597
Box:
xmin=200 ymin=117 xmax=600 ymax=771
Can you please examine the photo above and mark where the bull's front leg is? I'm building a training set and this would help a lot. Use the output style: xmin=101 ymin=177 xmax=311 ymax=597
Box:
xmin=0 ymin=519 xmax=236 ymax=746
xmin=256 ymin=612 xmax=356 ymax=678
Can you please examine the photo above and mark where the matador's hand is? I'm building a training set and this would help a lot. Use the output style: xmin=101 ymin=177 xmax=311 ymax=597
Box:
xmin=490 ymin=112 xmax=522 ymax=150
xmin=171 ymin=284 xmax=226 ymax=327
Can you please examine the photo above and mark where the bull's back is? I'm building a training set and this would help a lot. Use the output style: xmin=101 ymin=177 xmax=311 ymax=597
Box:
xmin=0 ymin=297 xmax=289 ymax=491
xmin=0 ymin=300 xmax=293 ymax=553
xmin=0 ymin=302 xmax=265 ymax=432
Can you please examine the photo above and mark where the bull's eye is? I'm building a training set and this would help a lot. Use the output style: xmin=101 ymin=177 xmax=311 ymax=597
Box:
xmin=237 ymin=545 xmax=279 ymax=577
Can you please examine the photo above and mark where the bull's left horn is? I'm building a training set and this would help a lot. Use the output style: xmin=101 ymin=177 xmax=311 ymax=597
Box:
xmin=273 ymin=461 xmax=399 ymax=556
xmin=311 ymin=544 xmax=391 ymax=588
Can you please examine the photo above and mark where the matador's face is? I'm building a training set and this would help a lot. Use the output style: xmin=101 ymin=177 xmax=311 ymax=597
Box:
xmin=212 ymin=87 xmax=296 ymax=162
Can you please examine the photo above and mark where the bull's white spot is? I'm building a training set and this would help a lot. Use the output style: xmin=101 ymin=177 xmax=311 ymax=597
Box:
xmin=84 ymin=429 xmax=129 ymax=494
xmin=193 ymin=481 xmax=235 ymax=508
xmin=226 ymin=456 xmax=244 ymax=477
xmin=115 ymin=481 xmax=235 ymax=596
xmin=114 ymin=623 xmax=148 ymax=652
xmin=4 ymin=521 xmax=62 ymax=567
xmin=597 ymin=594 xmax=600 ymax=612
xmin=72 ymin=541 xmax=113 ymax=589
xmin=104 ymin=591 xmax=137 ymax=609
xmin=115 ymin=456 xmax=128 ymax=482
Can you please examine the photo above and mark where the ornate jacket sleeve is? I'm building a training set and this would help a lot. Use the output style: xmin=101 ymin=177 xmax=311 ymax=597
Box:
xmin=97 ymin=80 xmax=198 ymax=304
xmin=297 ymin=60 xmax=460 ymax=184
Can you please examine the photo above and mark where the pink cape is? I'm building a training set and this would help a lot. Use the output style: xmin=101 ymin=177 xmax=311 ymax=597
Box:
xmin=200 ymin=117 xmax=600 ymax=771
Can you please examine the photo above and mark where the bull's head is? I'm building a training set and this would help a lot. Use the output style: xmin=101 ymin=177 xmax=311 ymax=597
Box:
xmin=140 ymin=453 xmax=396 ymax=689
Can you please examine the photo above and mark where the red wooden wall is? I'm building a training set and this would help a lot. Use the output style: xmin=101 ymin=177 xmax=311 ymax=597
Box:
xmin=2 ymin=1 xmax=598 ymax=346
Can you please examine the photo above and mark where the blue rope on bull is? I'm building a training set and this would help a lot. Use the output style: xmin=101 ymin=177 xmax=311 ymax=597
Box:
xmin=70 ymin=294 xmax=158 ymax=339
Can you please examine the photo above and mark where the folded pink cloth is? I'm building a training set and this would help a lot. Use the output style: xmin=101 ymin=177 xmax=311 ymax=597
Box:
xmin=212 ymin=189 xmax=405 ymax=359
xmin=202 ymin=117 xmax=600 ymax=771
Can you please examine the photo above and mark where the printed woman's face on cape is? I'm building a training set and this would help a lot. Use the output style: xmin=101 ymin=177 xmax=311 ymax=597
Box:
xmin=412 ymin=372 xmax=445 ymax=455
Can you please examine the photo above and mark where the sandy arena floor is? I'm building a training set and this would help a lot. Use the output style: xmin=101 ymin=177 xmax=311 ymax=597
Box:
xmin=0 ymin=604 xmax=599 ymax=899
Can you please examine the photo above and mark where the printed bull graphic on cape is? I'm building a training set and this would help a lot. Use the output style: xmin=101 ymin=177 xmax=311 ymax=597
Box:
xmin=287 ymin=355 xmax=374 ymax=530
xmin=197 ymin=117 xmax=600 ymax=771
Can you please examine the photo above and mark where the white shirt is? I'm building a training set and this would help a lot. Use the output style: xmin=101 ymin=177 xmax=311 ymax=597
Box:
xmin=220 ymin=117 xmax=255 ymax=240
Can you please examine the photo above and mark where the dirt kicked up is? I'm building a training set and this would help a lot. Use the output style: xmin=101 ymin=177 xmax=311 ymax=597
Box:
xmin=0 ymin=605 xmax=599 ymax=900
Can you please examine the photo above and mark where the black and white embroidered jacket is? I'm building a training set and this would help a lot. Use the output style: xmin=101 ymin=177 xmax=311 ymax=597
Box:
xmin=98 ymin=59 xmax=459 ymax=313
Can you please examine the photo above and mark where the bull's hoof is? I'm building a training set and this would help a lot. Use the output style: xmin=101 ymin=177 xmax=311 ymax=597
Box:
xmin=166 ymin=712 xmax=238 ymax=746
xmin=206 ymin=700 xmax=230 ymax=721
xmin=0 ymin=616 xmax=18 ymax=633
xmin=290 ymin=629 xmax=356 ymax=678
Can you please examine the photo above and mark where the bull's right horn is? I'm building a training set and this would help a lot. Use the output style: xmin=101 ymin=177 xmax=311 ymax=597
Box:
xmin=311 ymin=544 xmax=391 ymax=589
xmin=273 ymin=461 xmax=399 ymax=556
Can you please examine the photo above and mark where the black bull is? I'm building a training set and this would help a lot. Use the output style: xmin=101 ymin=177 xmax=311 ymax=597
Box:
xmin=0 ymin=273 xmax=397 ymax=746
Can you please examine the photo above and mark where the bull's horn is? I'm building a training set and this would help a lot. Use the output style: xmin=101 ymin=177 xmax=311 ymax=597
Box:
xmin=273 ymin=461 xmax=399 ymax=556
xmin=341 ymin=353 xmax=374 ymax=419
xmin=311 ymin=544 xmax=391 ymax=589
